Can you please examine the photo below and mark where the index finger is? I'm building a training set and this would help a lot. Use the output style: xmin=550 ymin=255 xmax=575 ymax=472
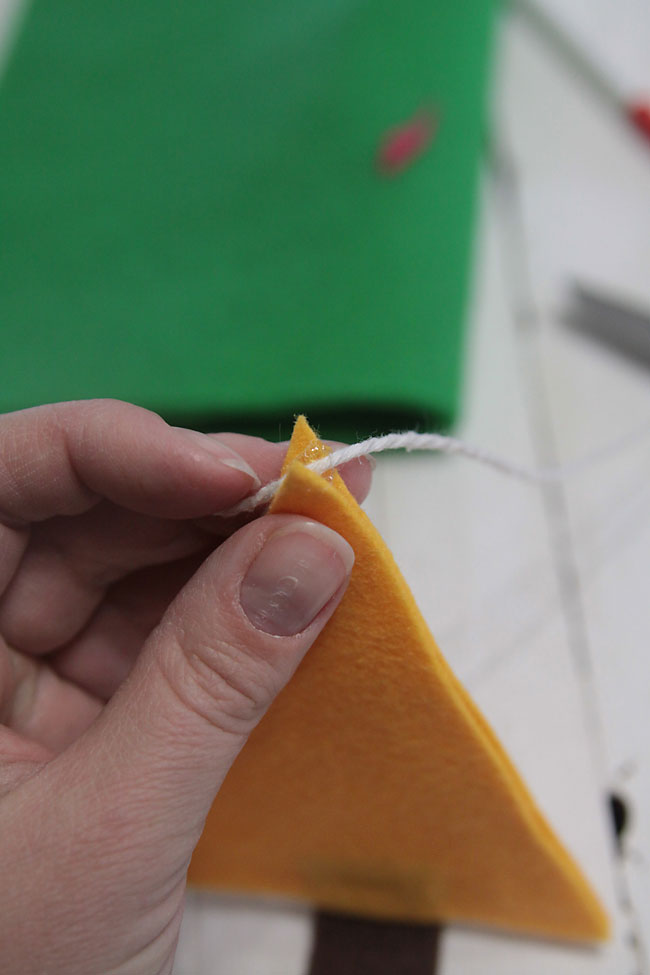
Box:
xmin=0 ymin=401 xmax=373 ymax=526
xmin=0 ymin=400 xmax=262 ymax=524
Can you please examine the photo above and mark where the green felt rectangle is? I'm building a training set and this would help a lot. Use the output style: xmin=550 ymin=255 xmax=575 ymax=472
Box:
xmin=0 ymin=0 xmax=496 ymax=441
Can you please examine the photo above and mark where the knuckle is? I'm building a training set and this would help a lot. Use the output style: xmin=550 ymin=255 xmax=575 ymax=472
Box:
xmin=166 ymin=630 xmax=280 ymax=737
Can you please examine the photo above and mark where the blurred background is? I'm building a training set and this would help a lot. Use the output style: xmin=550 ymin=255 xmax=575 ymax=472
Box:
xmin=1 ymin=0 xmax=649 ymax=972
xmin=0 ymin=0 xmax=495 ymax=441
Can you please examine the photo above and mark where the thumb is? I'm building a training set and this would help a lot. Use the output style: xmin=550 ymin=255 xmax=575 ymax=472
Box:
xmin=71 ymin=512 xmax=353 ymax=851
xmin=0 ymin=514 xmax=354 ymax=974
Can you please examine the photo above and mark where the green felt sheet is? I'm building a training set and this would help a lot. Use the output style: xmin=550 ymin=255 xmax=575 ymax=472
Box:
xmin=0 ymin=0 xmax=495 ymax=441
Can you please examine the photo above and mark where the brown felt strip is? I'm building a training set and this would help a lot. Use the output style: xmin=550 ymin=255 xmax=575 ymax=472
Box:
xmin=308 ymin=912 xmax=441 ymax=975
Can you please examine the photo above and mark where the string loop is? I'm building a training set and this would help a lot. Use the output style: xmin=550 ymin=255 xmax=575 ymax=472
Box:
xmin=220 ymin=422 xmax=650 ymax=517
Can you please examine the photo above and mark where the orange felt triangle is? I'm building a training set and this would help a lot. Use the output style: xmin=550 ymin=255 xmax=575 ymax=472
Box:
xmin=188 ymin=417 xmax=609 ymax=942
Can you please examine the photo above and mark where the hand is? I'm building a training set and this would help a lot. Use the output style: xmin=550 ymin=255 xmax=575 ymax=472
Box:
xmin=0 ymin=400 xmax=370 ymax=975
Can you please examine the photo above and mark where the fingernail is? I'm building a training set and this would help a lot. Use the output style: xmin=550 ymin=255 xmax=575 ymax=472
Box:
xmin=241 ymin=522 xmax=354 ymax=636
xmin=176 ymin=429 xmax=261 ymax=488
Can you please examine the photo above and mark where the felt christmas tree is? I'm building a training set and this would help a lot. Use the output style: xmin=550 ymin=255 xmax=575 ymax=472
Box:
xmin=188 ymin=417 xmax=608 ymax=943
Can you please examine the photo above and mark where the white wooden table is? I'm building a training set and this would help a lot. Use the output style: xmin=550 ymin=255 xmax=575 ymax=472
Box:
xmin=2 ymin=2 xmax=648 ymax=971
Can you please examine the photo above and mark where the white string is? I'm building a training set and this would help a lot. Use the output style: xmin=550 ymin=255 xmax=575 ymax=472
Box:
xmin=220 ymin=420 xmax=650 ymax=517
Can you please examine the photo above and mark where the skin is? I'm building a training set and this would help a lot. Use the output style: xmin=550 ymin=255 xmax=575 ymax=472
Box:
xmin=0 ymin=400 xmax=371 ymax=975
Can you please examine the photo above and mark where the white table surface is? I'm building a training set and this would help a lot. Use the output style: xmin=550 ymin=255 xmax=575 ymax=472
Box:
xmin=2 ymin=2 xmax=648 ymax=972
